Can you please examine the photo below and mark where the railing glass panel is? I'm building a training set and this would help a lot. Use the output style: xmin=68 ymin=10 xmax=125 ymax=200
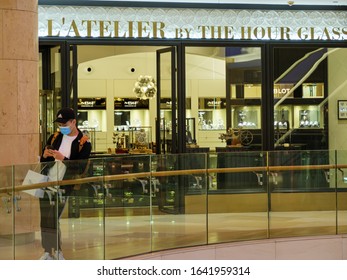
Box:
xmin=268 ymin=150 xmax=336 ymax=238
xmin=336 ymin=150 xmax=347 ymax=235
xmin=62 ymin=158 xmax=106 ymax=260
xmin=3 ymin=150 xmax=347 ymax=259
xmin=207 ymin=151 xmax=268 ymax=243
xmin=103 ymin=155 xmax=152 ymax=259
xmin=0 ymin=165 xmax=14 ymax=260
xmin=151 ymin=153 xmax=208 ymax=251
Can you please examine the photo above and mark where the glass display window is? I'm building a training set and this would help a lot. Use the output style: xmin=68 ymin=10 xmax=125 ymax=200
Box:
xmin=232 ymin=106 xmax=260 ymax=129
xmin=294 ymin=105 xmax=322 ymax=128
xmin=114 ymin=110 xmax=131 ymax=131
xmin=77 ymin=98 xmax=107 ymax=132
xmin=198 ymin=110 xmax=225 ymax=130
xmin=77 ymin=110 xmax=106 ymax=131
xmin=274 ymin=106 xmax=291 ymax=130
xmin=198 ymin=98 xmax=226 ymax=130
xmin=302 ymin=83 xmax=324 ymax=98
xmin=114 ymin=98 xmax=150 ymax=131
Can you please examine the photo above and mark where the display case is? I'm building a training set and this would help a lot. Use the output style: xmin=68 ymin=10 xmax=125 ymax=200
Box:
xmin=294 ymin=105 xmax=322 ymax=128
xmin=198 ymin=110 xmax=226 ymax=130
xmin=77 ymin=98 xmax=107 ymax=132
xmin=114 ymin=98 xmax=150 ymax=131
xmin=232 ymin=106 xmax=260 ymax=129
xmin=274 ymin=104 xmax=326 ymax=149
xmin=274 ymin=105 xmax=322 ymax=129
xmin=114 ymin=110 xmax=131 ymax=131
xmin=274 ymin=107 xmax=291 ymax=130
xmin=198 ymin=98 xmax=226 ymax=131
xmin=302 ymin=83 xmax=324 ymax=98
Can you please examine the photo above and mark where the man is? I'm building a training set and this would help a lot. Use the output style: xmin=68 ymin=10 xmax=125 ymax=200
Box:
xmin=39 ymin=107 xmax=91 ymax=260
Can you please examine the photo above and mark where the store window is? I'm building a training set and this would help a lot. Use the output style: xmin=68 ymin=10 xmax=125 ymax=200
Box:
xmin=185 ymin=46 xmax=262 ymax=152
xmin=273 ymin=47 xmax=328 ymax=151
xmin=76 ymin=45 xmax=173 ymax=153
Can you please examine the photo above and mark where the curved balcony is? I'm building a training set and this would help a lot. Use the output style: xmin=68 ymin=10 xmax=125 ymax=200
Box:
xmin=1 ymin=150 xmax=347 ymax=260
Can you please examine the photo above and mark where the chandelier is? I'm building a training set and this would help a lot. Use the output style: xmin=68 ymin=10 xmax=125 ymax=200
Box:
xmin=133 ymin=75 xmax=157 ymax=99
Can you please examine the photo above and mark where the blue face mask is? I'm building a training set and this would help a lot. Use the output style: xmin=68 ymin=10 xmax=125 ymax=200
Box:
xmin=59 ymin=126 xmax=72 ymax=135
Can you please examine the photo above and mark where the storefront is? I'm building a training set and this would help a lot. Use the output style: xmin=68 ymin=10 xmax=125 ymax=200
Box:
xmin=38 ymin=1 xmax=347 ymax=154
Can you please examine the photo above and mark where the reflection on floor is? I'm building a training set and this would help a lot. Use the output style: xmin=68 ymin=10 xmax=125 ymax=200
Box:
xmin=1 ymin=210 xmax=346 ymax=260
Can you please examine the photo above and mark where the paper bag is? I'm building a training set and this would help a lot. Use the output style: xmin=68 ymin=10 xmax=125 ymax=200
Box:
xmin=47 ymin=161 xmax=67 ymax=191
xmin=22 ymin=170 xmax=49 ymax=198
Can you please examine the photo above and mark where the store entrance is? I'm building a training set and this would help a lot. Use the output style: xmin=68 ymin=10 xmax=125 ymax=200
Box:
xmin=71 ymin=44 xmax=184 ymax=215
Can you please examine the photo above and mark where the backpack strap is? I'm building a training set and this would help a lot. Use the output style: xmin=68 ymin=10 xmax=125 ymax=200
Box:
xmin=79 ymin=135 xmax=89 ymax=152
xmin=50 ymin=132 xmax=60 ymax=146
xmin=51 ymin=131 xmax=88 ymax=153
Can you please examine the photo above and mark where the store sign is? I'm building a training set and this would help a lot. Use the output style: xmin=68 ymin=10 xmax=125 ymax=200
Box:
xmin=39 ymin=6 xmax=347 ymax=41
xmin=78 ymin=98 xmax=106 ymax=109
xmin=160 ymin=98 xmax=191 ymax=109
xmin=160 ymin=98 xmax=172 ymax=109
xmin=200 ymin=98 xmax=226 ymax=109
xmin=114 ymin=98 xmax=149 ymax=109
xmin=274 ymin=88 xmax=291 ymax=95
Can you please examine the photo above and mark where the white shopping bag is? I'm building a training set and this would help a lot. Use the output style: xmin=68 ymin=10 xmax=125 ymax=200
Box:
xmin=47 ymin=161 xmax=66 ymax=181
xmin=47 ymin=161 xmax=67 ymax=191
xmin=22 ymin=170 xmax=49 ymax=198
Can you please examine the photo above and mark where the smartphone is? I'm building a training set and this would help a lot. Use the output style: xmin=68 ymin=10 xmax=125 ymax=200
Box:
xmin=46 ymin=145 xmax=55 ymax=150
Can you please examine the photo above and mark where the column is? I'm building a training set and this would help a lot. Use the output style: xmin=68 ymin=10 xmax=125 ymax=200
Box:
xmin=0 ymin=0 xmax=39 ymax=166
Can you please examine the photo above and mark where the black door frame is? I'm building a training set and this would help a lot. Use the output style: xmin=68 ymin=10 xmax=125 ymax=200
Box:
xmin=156 ymin=47 xmax=177 ymax=154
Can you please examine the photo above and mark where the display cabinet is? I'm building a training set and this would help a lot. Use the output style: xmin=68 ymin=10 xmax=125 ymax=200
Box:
xmin=302 ymin=83 xmax=324 ymax=98
xmin=295 ymin=106 xmax=322 ymax=128
xmin=198 ymin=97 xmax=226 ymax=131
xmin=274 ymin=107 xmax=291 ymax=130
xmin=232 ymin=106 xmax=260 ymax=129
xmin=198 ymin=110 xmax=226 ymax=130
xmin=275 ymin=103 xmax=323 ymax=129
xmin=77 ymin=98 xmax=107 ymax=132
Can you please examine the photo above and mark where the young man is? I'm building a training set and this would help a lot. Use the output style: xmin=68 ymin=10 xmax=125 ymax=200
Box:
xmin=39 ymin=108 xmax=92 ymax=260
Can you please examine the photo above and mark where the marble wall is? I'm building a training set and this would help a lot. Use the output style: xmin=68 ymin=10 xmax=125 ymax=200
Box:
xmin=0 ymin=0 xmax=39 ymax=166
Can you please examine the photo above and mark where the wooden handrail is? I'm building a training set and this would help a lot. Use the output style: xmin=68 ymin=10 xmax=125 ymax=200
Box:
xmin=1 ymin=163 xmax=346 ymax=194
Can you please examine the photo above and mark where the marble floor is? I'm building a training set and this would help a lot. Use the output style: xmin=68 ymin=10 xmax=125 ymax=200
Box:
xmin=1 ymin=209 xmax=346 ymax=260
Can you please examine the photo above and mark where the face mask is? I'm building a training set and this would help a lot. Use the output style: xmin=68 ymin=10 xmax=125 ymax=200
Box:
xmin=59 ymin=126 xmax=71 ymax=135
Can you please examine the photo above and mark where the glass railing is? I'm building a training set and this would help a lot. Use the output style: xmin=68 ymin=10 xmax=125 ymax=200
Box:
xmin=1 ymin=150 xmax=346 ymax=260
